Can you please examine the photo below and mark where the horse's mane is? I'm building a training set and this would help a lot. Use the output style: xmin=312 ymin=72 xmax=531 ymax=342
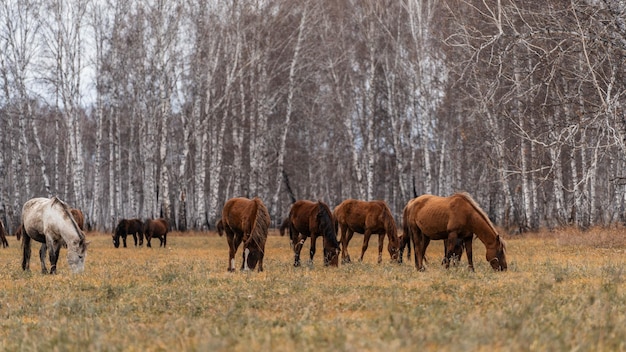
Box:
xmin=250 ymin=197 xmax=270 ymax=244
xmin=51 ymin=197 xmax=84 ymax=240
xmin=317 ymin=201 xmax=339 ymax=248
xmin=455 ymin=192 xmax=503 ymax=248
xmin=379 ymin=201 xmax=398 ymax=243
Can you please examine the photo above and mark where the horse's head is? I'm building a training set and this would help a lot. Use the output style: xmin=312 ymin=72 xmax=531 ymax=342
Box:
xmin=487 ymin=235 xmax=507 ymax=271
xmin=113 ymin=221 xmax=124 ymax=248
xmin=387 ymin=239 xmax=400 ymax=263
xmin=323 ymin=246 xmax=340 ymax=267
xmin=66 ymin=236 xmax=88 ymax=273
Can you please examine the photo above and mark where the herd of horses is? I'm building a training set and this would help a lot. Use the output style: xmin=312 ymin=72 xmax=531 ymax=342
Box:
xmin=220 ymin=192 xmax=507 ymax=273
xmin=3 ymin=192 xmax=507 ymax=274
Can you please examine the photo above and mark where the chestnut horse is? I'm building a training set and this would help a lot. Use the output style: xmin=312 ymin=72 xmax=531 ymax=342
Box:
xmin=21 ymin=197 xmax=88 ymax=274
xmin=143 ymin=218 xmax=168 ymax=248
xmin=113 ymin=218 xmax=144 ymax=248
xmin=0 ymin=219 xmax=8 ymax=248
xmin=404 ymin=192 xmax=507 ymax=272
xmin=333 ymin=199 xmax=399 ymax=264
xmin=221 ymin=197 xmax=270 ymax=272
xmin=285 ymin=200 xmax=340 ymax=267
xmin=399 ymin=199 xmax=465 ymax=266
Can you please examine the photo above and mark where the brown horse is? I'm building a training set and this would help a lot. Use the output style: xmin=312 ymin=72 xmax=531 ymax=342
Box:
xmin=70 ymin=208 xmax=85 ymax=230
xmin=21 ymin=197 xmax=88 ymax=274
xmin=221 ymin=197 xmax=270 ymax=272
xmin=143 ymin=218 xmax=168 ymax=248
xmin=404 ymin=192 xmax=507 ymax=272
xmin=0 ymin=219 xmax=9 ymax=248
xmin=398 ymin=199 xmax=465 ymax=266
xmin=113 ymin=218 xmax=144 ymax=248
xmin=285 ymin=200 xmax=340 ymax=267
xmin=333 ymin=199 xmax=399 ymax=264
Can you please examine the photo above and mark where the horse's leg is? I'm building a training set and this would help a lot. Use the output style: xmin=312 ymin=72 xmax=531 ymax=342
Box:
xmin=412 ymin=226 xmax=428 ymax=271
xmin=122 ymin=234 xmax=128 ymax=248
xmin=342 ymin=227 xmax=355 ymax=263
xmin=146 ymin=233 xmax=152 ymax=248
xmin=22 ymin=233 xmax=32 ymax=271
xmin=45 ymin=238 xmax=59 ymax=274
xmin=293 ymin=232 xmax=305 ymax=267
xmin=374 ymin=234 xmax=383 ymax=263
xmin=132 ymin=233 xmax=137 ymax=247
xmin=444 ymin=232 xmax=460 ymax=269
xmin=464 ymin=236 xmax=474 ymax=272
xmin=359 ymin=230 xmax=372 ymax=262
xmin=226 ymin=231 xmax=240 ymax=272
xmin=309 ymin=234 xmax=317 ymax=264
xmin=39 ymin=243 xmax=49 ymax=274
xmin=163 ymin=233 xmax=167 ymax=247
xmin=339 ymin=224 xmax=349 ymax=263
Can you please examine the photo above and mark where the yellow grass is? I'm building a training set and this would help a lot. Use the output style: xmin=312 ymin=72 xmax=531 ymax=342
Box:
xmin=0 ymin=228 xmax=625 ymax=351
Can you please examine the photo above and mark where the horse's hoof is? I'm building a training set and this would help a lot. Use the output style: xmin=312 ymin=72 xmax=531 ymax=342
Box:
xmin=227 ymin=268 xmax=235 ymax=272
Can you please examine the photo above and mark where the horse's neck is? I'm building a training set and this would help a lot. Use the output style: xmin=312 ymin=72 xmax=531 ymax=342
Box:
xmin=470 ymin=214 xmax=497 ymax=247
xmin=46 ymin=207 xmax=81 ymax=243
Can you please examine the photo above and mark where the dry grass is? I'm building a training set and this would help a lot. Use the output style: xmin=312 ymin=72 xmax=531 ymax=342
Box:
xmin=0 ymin=228 xmax=625 ymax=351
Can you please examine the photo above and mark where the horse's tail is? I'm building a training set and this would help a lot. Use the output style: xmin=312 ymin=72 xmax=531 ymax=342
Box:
xmin=21 ymin=228 xmax=31 ymax=271
xmin=279 ymin=218 xmax=289 ymax=237
xmin=317 ymin=202 xmax=339 ymax=248
xmin=216 ymin=219 xmax=224 ymax=236
xmin=401 ymin=202 xmax=413 ymax=262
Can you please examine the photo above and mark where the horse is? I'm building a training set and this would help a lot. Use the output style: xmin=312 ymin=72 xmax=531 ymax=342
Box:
xmin=285 ymin=200 xmax=340 ymax=267
xmin=0 ymin=220 xmax=9 ymax=248
xmin=21 ymin=197 xmax=88 ymax=274
xmin=143 ymin=218 xmax=168 ymax=248
xmin=403 ymin=192 xmax=507 ymax=272
xmin=333 ymin=199 xmax=399 ymax=264
xmin=221 ymin=197 xmax=270 ymax=272
xmin=113 ymin=218 xmax=144 ymax=248
xmin=70 ymin=208 xmax=85 ymax=230
xmin=398 ymin=199 xmax=465 ymax=266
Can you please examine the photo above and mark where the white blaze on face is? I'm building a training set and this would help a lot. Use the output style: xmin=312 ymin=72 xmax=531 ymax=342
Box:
xmin=243 ymin=248 xmax=250 ymax=271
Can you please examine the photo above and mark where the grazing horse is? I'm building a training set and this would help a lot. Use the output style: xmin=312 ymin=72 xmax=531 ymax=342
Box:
xmin=113 ymin=219 xmax=144 ymax=248
xmin=333 ymin=199 xmax=399 ymax=264
xmin=143 ymin=218 xmax=168 ymax=248
xmin=70 ymin=208 xmax=85 ymax=230
xmin=0 ymin=220 xmax=9 ymax=248
xmin=404 ymin=192 xmax=507 ymax=272
xmin=285 ymin=200 xmax=340 ymax=267
xmin=221 ymin=197 xmax=270 ymax=272
xmin=398 ymin=200 xmax=465 ymax=266
xmin=21 ymin=197 xmax=88 ymax=274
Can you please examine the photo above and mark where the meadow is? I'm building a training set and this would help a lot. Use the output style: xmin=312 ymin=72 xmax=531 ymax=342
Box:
xmin=0 ymin=227 xmax=625 ymax=351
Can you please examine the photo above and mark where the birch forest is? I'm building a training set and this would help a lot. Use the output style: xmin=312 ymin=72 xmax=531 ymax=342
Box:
xmin=1 ymin=0 xmax=625 ymax=233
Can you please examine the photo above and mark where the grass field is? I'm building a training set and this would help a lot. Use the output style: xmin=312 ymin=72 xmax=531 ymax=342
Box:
xmin=0 ymin=227 xmax=625 ymax=351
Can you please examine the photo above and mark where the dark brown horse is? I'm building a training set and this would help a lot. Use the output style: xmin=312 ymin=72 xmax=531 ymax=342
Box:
xmin=404 ymin=192 xmax=507 ymax=272
xmin=113 ymin=219 xmax=144 ymax=248
xmin=143 ymin=218 xmax=168 ymax=248
xmin=70 ymin=208 xmax=85 ymax=230
xmin=0 ymin=219 xmax=9 ymax=248
xmin=285 ymin=200 xmax=340 ymax=267
xmin=221 ymin=197 xmax=270 ymax=272
xmin=333 ymin=199 xmax=399 ymax=264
